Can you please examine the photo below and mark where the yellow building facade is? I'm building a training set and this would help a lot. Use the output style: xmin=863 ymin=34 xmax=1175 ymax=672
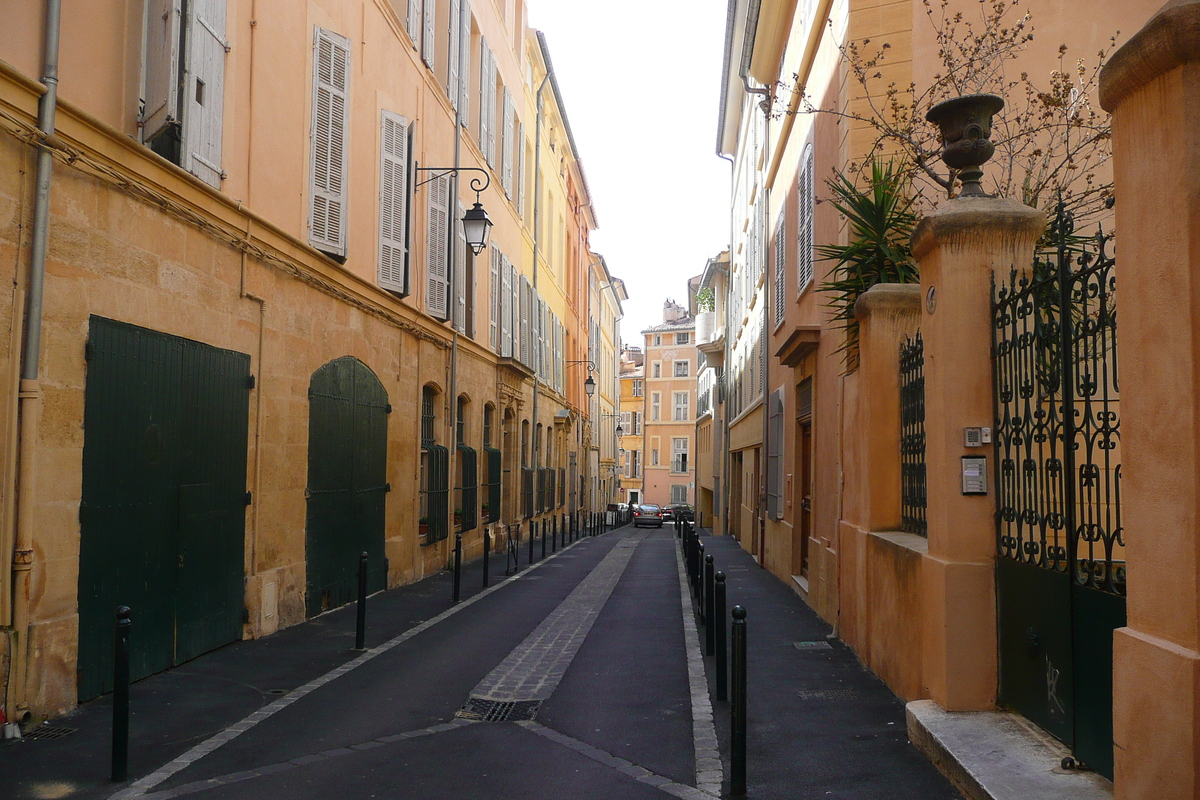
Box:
xmin=618 ymin=346 xmax=644 ymax=506
xmin=0 ymin=0 xmax=619 ymax=722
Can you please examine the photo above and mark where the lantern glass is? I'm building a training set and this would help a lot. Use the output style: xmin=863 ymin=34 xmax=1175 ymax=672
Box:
xmin=461 ymin=202 xmax=493 ymax=255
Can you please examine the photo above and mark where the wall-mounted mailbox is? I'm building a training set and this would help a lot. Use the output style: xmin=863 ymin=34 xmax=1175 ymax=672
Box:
xmin=962 ymin=456 xmax=988 ymax=495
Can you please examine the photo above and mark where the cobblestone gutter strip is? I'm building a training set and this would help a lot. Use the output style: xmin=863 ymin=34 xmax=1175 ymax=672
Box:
xmin=134 ymin=719 xmax=480 ymax=800
xmin=674 ymin=541 xmax=723 ymax=797
xmin=469 ymin=531 xmax=648 ymax=702
xmin=515 ymin=721 xmax=717 ymax=800
xmin=109 ymin=536 xmax=596 ymax=800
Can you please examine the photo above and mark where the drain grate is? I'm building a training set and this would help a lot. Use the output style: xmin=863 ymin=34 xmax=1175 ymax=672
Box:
xmin=793 ymin=641 xmax=833 ymax=651
xmin=797 ymin=688 xmax=857 ymax=701
xmin=22 ymin=725 xmax=77 ymax=741
xmin=456 ymin=698 xmax=542 ymax=723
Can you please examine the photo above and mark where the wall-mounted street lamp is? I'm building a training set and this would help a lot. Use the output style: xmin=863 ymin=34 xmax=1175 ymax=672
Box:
xmin=415 ymin=166 xmax=493 ymax=255
xmin=599 ymin=412 xmax=623 ymax=438
xmin=566 ymin=360 xmax=598 ymax=397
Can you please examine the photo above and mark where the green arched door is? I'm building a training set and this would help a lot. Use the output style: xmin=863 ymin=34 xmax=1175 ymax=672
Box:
xmin=306 ymin=357 xmax=390 ymax=616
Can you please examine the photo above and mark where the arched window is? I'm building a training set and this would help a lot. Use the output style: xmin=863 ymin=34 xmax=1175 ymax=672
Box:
xmin=482 ymin=405 xmax=499 ymax=524
xmin=455 ymin=395 xmax=477 ymax=532
xmin=420 ymin=385 xmax=449 ymax=542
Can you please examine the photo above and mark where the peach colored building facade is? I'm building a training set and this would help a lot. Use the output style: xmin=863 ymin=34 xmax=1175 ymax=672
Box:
xmin=0 ymin=0 xmax=619 ymax=724
xmin=640 ymin=301 xmax=697 ymax=509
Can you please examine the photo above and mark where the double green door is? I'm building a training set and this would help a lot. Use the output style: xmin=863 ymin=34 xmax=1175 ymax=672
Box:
xmin=78 ymin=317 xmax=250 ymax=701
xmin=305 ymin=357 xmax=389 ymax=616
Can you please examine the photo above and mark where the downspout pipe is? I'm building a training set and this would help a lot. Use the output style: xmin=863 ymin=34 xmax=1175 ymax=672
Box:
xmin=530 ymin=73 xmax=549 ymax=482
xmin=9 ymin=0 xmax=62 ymax=728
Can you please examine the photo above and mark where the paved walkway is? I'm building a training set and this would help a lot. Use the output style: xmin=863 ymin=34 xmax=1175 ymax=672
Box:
xmin=3 ymin=525 xmax=964 ymax=800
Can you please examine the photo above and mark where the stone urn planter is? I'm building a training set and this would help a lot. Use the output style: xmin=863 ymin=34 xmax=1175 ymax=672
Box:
xmin=696 ymin=311 xmax=716 ymax=344
xmin=926 ymin=93 xmax=1004 ymax=197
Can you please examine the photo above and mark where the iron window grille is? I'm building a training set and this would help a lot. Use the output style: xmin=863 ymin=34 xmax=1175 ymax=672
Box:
xmin=899 ymin=333 xmax=927 ymax=536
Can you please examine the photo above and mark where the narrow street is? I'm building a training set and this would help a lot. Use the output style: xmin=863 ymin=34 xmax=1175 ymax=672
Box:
xmin=5 ymin=526 xmax=960 ymax=800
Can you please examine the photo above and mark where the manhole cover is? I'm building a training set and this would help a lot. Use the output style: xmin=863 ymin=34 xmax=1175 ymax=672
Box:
xmin=22 ymin=725 xmax=76 ymax=741
xmin=793 ymin=641 xmax=832 ymax=651
xmin=265 ymin=688 xmax=289 ymax=696
xmin=797 ymin=688 xmax=857 ymax=701
xmin=455 ymin=698 xmax=542 ymax=723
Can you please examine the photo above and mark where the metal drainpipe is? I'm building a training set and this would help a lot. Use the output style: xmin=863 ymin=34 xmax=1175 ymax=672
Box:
xmin=530 ymin=74 xmax=549 ymax=497
xmin=9 ymin=0 xmax=62 ymax=728
xmin=717 ymin=153 xmax=734 ymax=536
xmin=447 ymin=96 xmax=463 ymax=562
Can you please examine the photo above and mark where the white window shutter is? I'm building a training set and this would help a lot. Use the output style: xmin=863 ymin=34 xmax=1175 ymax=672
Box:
xmin=478 ymin=37 xmax=490 ymax=160
xmin=407 ymin=0 xmax=421 ymax=42
xmin=179 ymin=0 xmax=227 ymax=187
xmin=774 ymin=207 xmax=786 ymax=327
xmin=502 ymin=89 xmax=514 ymax=196
xmin=798 ymin=145 xmax=815 ymax=293
xmin=533 ymin=295 xmax=542 ymax=376
xmin=426 ymin=174 xmax=450 ymax=319
xmin=485 ymin=49 xmax=497 ymax=167
xmin=454 ymin=200 xmax=467 ymax=332
xmin=378 ymin=111 xmax=410 ymax=293
xmin=508 ymin=260 xmax=518 ymax=361
xmin=519 ymin=276 xmax=531 ymax=367
xmin=516 ymin=123 xmax=526 ymax=217
xmin=489 ymin=247 xmax=499 ymax=351
xmin=309 ymin=27 xmax=351 ymax=258
xmin=458 ymin=0 xmax=471 ymax=124
xmin=500 ymin=254 xmax=512 ymax=358
xmin=447 ymin=0 xmax=460 ymax=111
xmin=422 ymin=0 xmax=437 ymax=68
xmin=142 ymin=0 xmax=182 ymax=141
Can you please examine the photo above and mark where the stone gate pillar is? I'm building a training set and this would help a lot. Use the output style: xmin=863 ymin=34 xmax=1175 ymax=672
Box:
xmin=910 ymin=198 xmax=1043 ymax=710
xmin=1099 ymin=1 xmax=1200 ymax=795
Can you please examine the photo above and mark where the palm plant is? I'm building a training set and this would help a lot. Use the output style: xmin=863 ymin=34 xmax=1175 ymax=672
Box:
xmin=817 ymin=159 xmax=920 ymax=370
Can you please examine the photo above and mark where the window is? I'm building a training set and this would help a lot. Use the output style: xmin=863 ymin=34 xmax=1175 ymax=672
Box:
xmin=655 ymin=335 xmax=662 ymax=346
xmin=674 ymin=391 xmax=690 ymax=421
xmin=455 ymin=395 xmax=477 ymax=531
xmin=378 ymin=111 xmax=411 ymax=294
xmin=676 ymin=332 xmax=689 ymax=345
xmin=651 ymin=392 xmax=661 ymax=422
xmin=420 ymin=385 xmax=449 ymax=542
xmin=767 ymin=388 xmax=784 ymax=520
xmin=421 ymin=385 xmax=437 ymax=444
xmin=483 ymin=404 xmax=493 ymax=448
xmin=478 ymin=37 xmax=497 ymax=166
xmin=309 ymin=27 xmax=351 ymax=258
xmin=671 ymin=438 xmax=689 ymax=474
xmin=798 ymin=143 xmax=815 ymax=294
xmin=774 ymin=206 xmax=787 ymax=328
xmin=633 ymin=379 xmax=643 ymax=397
xmin=671 ymin=484 xmax=689 ymax=504
xmin=142 ymin=0 xmax=227 ymax=188
xmin=651 ymin=448 xmax=659 ymax=466
xmin=652 ymin=362 xmax=661 ymax=378
xmin=673 ymin=360 xmax=690 ymax=378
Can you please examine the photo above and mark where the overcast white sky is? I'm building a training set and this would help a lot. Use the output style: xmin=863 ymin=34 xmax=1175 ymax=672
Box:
xmin=525 ymin=1 xmax=733 ymax=346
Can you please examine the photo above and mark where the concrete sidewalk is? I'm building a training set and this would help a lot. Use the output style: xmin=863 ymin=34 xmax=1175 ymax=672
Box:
xmin=691 ymin=529 xmax=963 ymax=799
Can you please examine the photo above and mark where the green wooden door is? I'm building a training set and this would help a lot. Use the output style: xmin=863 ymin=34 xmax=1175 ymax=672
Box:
xmin=305 ymin=358 xmax=389 ymax=617
xmin=77 ymin=318 xmax=250 ymax=701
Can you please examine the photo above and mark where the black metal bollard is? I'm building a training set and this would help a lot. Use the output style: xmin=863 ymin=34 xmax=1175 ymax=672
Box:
xmin=529 ymin=519 xmax=535 ymax=564
xmin=675 ymin=515 xmax=681 ymax=538
xmin=111 ymin=606 xmax=131 ymax=782
xmin=715 ymin=572 xmax=727 ymax=701
xmin=541 ymin=519 xmax=547 ymax=558
xmin=482 ymin=526 xmax=491 ymax=589
xmin=695 ymin=542 xmax=705 ymax=600
xmin=731 ymin=605 xmax=748 ymax=795
xmin=552 ymin=516 xmax=558 ymax=553
xmin=705 ymin=554 xmax=715 ymax=654
xmin=452 ymin=534 xmax=463 ymax=604
xmin=356 ymin=551 xmax=369 ymax=648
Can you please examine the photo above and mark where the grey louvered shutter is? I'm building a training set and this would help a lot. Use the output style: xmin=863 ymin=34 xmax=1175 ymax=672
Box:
xmin=508 ymin=260 xmax=518 ymax=361
xmin=447 ymin=0 xmax=460 ymax=110
xmin=500 ymin=254 xmax=512 ymax=357
xmin=182 ymin=0 xmax=227 ymax=188
xmin=502 ymin=88 xmax=514 ymax=196
xmin=798 ymin=145 xmax=815 ymax=293
xmin=422 ymin=0 xmax=436 ymax=68
xmin=478 ymin=37 xmax=490 ymax=159
xmin=767 ymin=388 xmax=784 ymax=520
xmin=378 ymin=111 xmax=410 ymax=293
xmin=516 ymin=122 xmax=526 ymax=216
xmin=519 ymin=276 xmax=531 ymax=367
xmin=426 ymin=174 xmax=450 ymax=319
xmin=774 ymin=207 xmax=786 ymax=327
xmin=458 ymin=0 xmax=471 ymax=123
xmin=485 ymin=49 xmax=497 ymax=167
xmin=454 ymin=201 xmax=467 ymax=332
xmin=143 ymin=0 xmax=182 ymax=141
xmin=309 ymin=27 xmax=351 ymax=258
xmin=407 ymin=0 xmax=420 ymax=43
xmin=489 ymin=247 xmax=499 ymax=351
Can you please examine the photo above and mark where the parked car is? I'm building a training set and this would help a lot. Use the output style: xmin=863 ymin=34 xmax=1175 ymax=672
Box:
xmin=632 ymin=504 xmax=664 ymax=528
xmin=664 ymin=503 xmax=695 ymax=523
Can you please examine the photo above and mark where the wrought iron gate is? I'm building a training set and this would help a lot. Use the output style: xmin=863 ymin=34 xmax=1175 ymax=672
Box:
xmin=899 ymin=333 xmax=927 ymax=536
xmin=991 ymin=204 xmax=1123 ymax=778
